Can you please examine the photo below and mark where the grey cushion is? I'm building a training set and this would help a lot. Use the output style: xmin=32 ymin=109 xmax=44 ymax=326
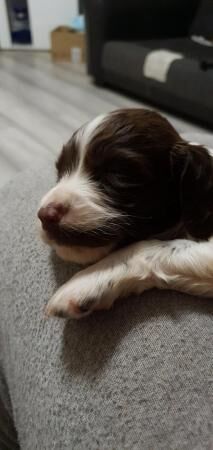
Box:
xmin=0 ymin=161 xmax=212 ymax=450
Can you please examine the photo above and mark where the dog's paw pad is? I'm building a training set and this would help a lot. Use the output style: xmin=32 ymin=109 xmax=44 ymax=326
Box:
xmin=45 ymin=303 xmax=68 ymax=319
xmin=45 ymin=298 xmax=94 ymax=319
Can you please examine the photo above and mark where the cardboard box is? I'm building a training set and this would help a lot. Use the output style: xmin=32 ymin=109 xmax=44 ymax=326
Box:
xmin=51 ymin=26 xmax=86 ymax=63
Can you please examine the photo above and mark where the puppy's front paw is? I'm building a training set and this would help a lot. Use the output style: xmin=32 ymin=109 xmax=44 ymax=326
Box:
xmin=46 ymin=270 xmax=114 ymax=319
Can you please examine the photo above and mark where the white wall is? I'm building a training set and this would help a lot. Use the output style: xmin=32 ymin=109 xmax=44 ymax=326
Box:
xmin=0 ymin=0 xmax=78 ymax=49
xmin=29 ymin=0 xmax=78 ymax=49
xmin=0 ymin=1 xmax=11 ymax=48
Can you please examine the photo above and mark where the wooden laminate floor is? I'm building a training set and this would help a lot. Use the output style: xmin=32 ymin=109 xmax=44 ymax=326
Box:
xmin=0 ymin=50 xmax=211 ymax=188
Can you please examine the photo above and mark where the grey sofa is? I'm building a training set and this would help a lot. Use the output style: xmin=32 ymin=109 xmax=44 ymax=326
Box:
xmin=0 ymin=149 xmax=212 ymax=449
xmin=85 ymin=0 xmax=213 ymax=128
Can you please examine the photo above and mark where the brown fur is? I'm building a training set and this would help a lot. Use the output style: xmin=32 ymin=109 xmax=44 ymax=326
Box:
xmin=56 ymin=131 xmax=80 ymax=179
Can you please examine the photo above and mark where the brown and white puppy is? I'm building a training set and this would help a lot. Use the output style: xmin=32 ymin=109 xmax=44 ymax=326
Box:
xmin=38 ymin=109 xmax=213 ymax=318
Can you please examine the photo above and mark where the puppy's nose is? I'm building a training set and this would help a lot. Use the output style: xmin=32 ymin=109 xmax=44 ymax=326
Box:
xmin=38 ymin=203 xmax=68 ymax=226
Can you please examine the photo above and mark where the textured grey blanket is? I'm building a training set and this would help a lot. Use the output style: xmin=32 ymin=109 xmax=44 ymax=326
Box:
xmin=0 ymin=163 xmax=212 ymax=450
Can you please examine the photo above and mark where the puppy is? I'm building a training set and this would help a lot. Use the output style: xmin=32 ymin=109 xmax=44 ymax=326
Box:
xmin=38 ymin=109 xmax=213 ymax=318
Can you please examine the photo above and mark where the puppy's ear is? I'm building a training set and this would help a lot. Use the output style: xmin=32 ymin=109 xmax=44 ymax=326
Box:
xmin=171 ymin=141 xmax=213 ymax=239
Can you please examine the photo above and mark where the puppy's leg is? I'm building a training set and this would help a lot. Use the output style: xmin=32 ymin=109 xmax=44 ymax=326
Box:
xmin=46 ymin=239 xmax=213 ymax=319
xmin=46 ymin=241 xmax=156 ymax=318
xmin=152 ymin=238 xmax=213 ymax=297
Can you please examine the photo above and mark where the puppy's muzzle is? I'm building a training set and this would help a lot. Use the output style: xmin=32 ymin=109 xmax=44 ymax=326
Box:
xmin=38 ymin=203 xmax=68 ymax=230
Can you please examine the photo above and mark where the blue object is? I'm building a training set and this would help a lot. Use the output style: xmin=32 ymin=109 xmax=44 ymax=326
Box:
xmin=70 ymin=15 xmax=85 ymax=32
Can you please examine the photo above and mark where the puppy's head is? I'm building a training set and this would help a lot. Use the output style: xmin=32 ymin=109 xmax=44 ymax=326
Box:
xmin=38 ymin=109 xmax=213 ymax=264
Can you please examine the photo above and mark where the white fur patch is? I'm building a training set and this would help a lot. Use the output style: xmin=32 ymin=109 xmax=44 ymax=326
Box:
xmin=76 ymin=114 xmax=107 ymax=165
xmin=53 ymin=242 xmax=114 ymax=264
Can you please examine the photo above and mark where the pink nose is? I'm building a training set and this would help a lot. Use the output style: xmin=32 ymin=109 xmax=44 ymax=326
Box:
xmin=38 ymin=203 xmax=68 ymax=227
